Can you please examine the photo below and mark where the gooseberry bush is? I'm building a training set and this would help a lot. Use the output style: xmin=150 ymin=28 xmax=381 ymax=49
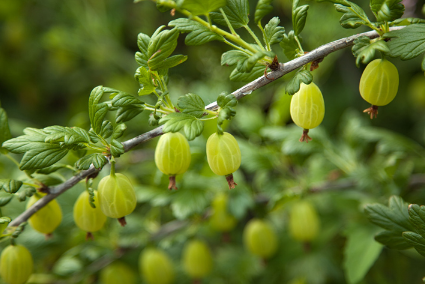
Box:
xmin=0 ymin=0 xmax=425 ymax=283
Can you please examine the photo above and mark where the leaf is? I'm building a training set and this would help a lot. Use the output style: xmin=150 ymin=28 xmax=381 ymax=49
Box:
xmin=217 ymin=92 xmax=238 ymax=133
xmin=407 ymin=204 xmax=425 ymax=237
xmin=75 ymin=153 xmax=108 ymax=170
xmin=217 ymin=92 xmax=238 ymax=109
xmin=0 ymin=107 xmax=11 ymax=154
xmin=364 ymin=195 xmax=414 ymax=249
xmin=136 ymin=33 xmax=151 ymax=68
xmin=153 ymin=54 xmax=188 ymax=70
xmin=263 ymin=17 xmax=285 ymax=47
xmin=210 ymin=0 xmax=249 ymax=29
xmin=180 ymin=0 xmax=226 ymax=15
xmin=0 ymin=179 xmax=23 ymax=193
xmin=112 ymin=123 xmax=127 ymax=139
xmin=254 ymin=0 xmax=273 ymax=24
xmin=293 ymin=5 xmax=309 ymax=35
xmin=384 ymin=24 xmax=425 ymax=60
xmin=280 ymin=31 xmax=301 ymax=60
xmin=403 ymin=232 xmax=425 ymax=256
xmin=116 ymin=105 xmax=144 ymax=124
xmin=110 ymin=139 xmax=125 ymax=157
xmin=370 ymin=0 xmax=404 ymax=22
xmin=147 ymin=28 xmax=180 ymax=71
xmin=177 ymin=93 xmax=206 ymax=118
xmin=44 ymin=126 xmax=91 ymax=145
xmin=171 ymin=186 xmax=209 ymax=219
xmin=229 ymin=64 xmax=264 ymax=81
xmin=343 ymin=225 xmax=383 ymax=284
xmin=374 ymin=230 xmax=410 ymax=250
xmin=0 ymin=196 xmax=13 ymax=207
xmin=334 ymin=2 xmax=370 ymax=29
xmin=169 ymin=18 xmax=223 ymax=45
xmin=160 ymin=113 xmax=204 ymax=140
xmin=111 ymin=93 xmax=143 ymax=107
xmin=99 ymin=121 xmax=113 ymax=139
xmin=286 ymin=70 xmax=313 ymax=95
xmin=236 ymin=50 xmax=275 ymax=73
xmin=88 ymin=86 xmax=108 ymax=134
xmin=134 ymin=67 xmax=156 ymax=96
xmin=221 ymin=50 xmax=249 ymax=66
xmin=352 ymin=38 xmax=389 ymax=66
xmin=19 ymin=145 xmax=69 ymax=170
xmin=391 ymin=17 xmax=425 ymax=26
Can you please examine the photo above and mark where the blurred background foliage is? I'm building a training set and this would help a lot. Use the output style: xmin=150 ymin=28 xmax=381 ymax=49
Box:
xmin=1 ymin=0 xmax=425 ymax=283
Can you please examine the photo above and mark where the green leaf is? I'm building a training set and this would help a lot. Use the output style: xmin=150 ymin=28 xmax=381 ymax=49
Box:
xmin=280 ymin=30 xmax=301 ymax=60
xmin=36 ymin=164 xmax=66 ymax=174
xmin=180 ymin=0 xmax=226 ymax=15
xmin=391 ymin=17 xmax=425 ymax=26
xmin=154 ymin=55 xmax=188 ymax=70
xmin=293 ymin=5 xmax=309 ymax=35
xmin=0 ymin=107 xmax=11 ymax=154
xmin=147 ymin=28 xmax=180 ymax=71
xmin=343 ymin=225 xmax=383 ymax=284
xmin=110 ymin=139 xmax=125 ymax=157
xmin=112 ymin=123 xmax=127 ymax=139
xmin=286 ymin=70 xmax=313 ymax=95
xmin=236 ymin=50 xmax=275 ymax=73
xmin=115 ymin=105 xmax=144 ymax=124
xmin=334 ymin=2 xmax=370 ymax=29
xmin=364 ymin=195 xmax=414 ymax=249
xmin=171 ymin=186 xmax=209 ymax=219
xmin=177 ymin=93 xmax=206 ymax=118
xmin=352 ymin=38 xmax=389 ymax=66
xmin=217 ymin=92 xmax=238 ymax=109
xmin=210 ymin=0 xmax=249 ymax=29
xmin=263 ymin=17 xmax=285 ymax=46
xmin=19 ymin=145 xmax=69 ymax=170
xmin=374 ymin=230 xmax=410 ymax=249
xmin=44 ymin=126 xmax=91 ymax=145
xmin=217 ymin=92 xmax=238 ymax=133
xmin=88 ymin=86 xmax=108 ymax=134
xmin=0 ymin=179 xmax=23 ymax=194
xmin=0 ymin=196 xmax=13 ymax=207
xmin=75 ymin=153 xmax=108 ymax=170
xmin=254 ymin=0 xmax=273 ymax=24
xmin=2 ymin=133 xmax=46 ymax=154
xmin=370 ymin=0 xmax=404 ymax=22
xmin=160 ymin=113 xmax=204 ymax=140
xmin=111 ymin=93 xmax=143 ymax=107
xmin=136 ymin=33 xmax=151 ymax=68
xmin=135 ymin=67 xmax=156 ymax=96
xmin=99 ymin=121 xmax=113 ymax=139
xmin=402 ymin=232 xmax=425 ymax=256
xmin=384 ymin=24 xmax=425 ymax=60
xmin=221 ymin=50 xmax=249 ymax=66
xmin=407 ymin=204 xmax=425 ymax=237
xmin=169 ymin=18 xmax=223 ymax=45
xmin=229 ymin=64 xmax=264 ymax=81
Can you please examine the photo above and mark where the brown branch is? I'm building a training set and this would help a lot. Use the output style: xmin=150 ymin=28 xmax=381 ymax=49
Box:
xmin=8 ymin=27 xmax=405 ymax=227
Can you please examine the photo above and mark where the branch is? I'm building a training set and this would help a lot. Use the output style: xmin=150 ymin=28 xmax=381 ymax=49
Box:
xmin=8 ymin=27 xmax=404 ymax=227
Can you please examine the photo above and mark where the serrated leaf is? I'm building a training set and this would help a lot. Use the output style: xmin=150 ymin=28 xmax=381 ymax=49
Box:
xmin=75 ymin=153 xmax=108 ymax=170
xmin=280 ymin=31 xmax=301 ymax=60
xmin=116 ymin=105 xmax=144 ymax=123
xmin=286 ymin=70 xmax=313 ymax=95
xmin=236 ymin=51 xmax=275 ymax=73
xmin=254 ymin=0 xmax=273 ymax=24
xmin=33 ymin=174 xmax=63 ymax=186
xmin=230 ymin=64 xmax=264 ymax=81
xmin=0 ymin=196 xmax=13 ymax=207
xmin=99 ymin=121 xmax=113 ymax=139
xmin=293 ymin=5 xmax=309 ymax=35
xmin=2 ymin=133 xmax=46 ymax=154
xmin=88 ymin=86 xmax=108 ymax=134
xmin=391 ymin=17 xmax=425 ymax=26
xmin=169 ymin=18 xmax=223 ymax=45
xmin=136 ymin=33 xmax=151 ymax=68
xmin=217 ymin=92 xmax=238 ymax=109
xmin=374 ymin=230 xmax=410 ymax=250
xmin=334 ymin=2 xmax=370 ymax=29
xmin=408 ymin=204 xmax=425 ymax=237
xmin=153 ymin=54 xmax=188 ymax=70
xmin=384 ymin=24 xmax=425 ymax=60
xmin=110 ymin=139 xmax=125 ymax=157
xmin=0 ymin=179 xmax=23 ymax=193
xmin=19 ymin=145 xmax=69 ymax=170
xmin=112 ymin=92 xmax=143 ymax=107
xmin=134 ymin=67 xmax=156 ymax=96
xmin=370 ymin=0 xmax=404 ymax=22
xmin=160 ymin=113 xmax=204 ymax=140
xmin=147 ymin=28 xmax=180 ymax=71
xmin=402 ymin=232 xmax=425 ymax=256
xmin=180 ymin=0 xmax=226 ymax=15
xmin=353 ymin=39 xmax=389 ymax=66
xmin=0 ymin=107 xmax=11 ymax=154
xmin=112 ymin=123 xmax=127 ymax=139
xmin=221 ymin=50 xmax=249 ymax=66
xmin=177 ymin=93 xmax=206 ymax=118
xmin=210 ymin=0 xmax=249 ymax=29
xmin=36 ymin=164 xmax=66 ymax=174
xmin=263 ymin=17 xmax=285 ymax=47
xmin=44 ymin=126 xmax=90 ymax=145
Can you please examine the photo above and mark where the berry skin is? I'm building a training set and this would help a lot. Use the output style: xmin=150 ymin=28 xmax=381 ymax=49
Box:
xmin=289 ymin=201 xmax=320 ymax=242
xmin=100 ymin=262 xmax=136 ymax=284
xmin=182 ymin=240 xmax=213 ymax=279
xmin=210 ymin=193 xmax=236 ymax=232
xmin=155 ymin=132 xmax=191 ymax=190
xmin=243 ymin=219 xmax=278 ymax=259
xmin=0 ymin=244 xmax=33 ymax=284
xmin=139 ymin=248 xmax=175 ymax=284
xmin=206 ymin=132 xmax=241 ymax=189
xmin=27 ymin=193 xmax=62 ymax=235
xmin=73 ymin=190 xmax=107 ymax=234
xmin=290 ymin=82 xmax=325 ymax=142
xmin=359 ymin=59 xmax=399 ymax=119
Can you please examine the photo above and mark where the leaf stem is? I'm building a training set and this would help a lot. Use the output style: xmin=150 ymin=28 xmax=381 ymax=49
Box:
xmin=294 ymin=35 xmax=304 ymax=55
xmin=220 ymin=8 xmax=237 ymax=36
xmin=258 ymin=24 xmax=271 ymax=51
xmin=144 ymin=107 xmax=170 ymax=114
xmin=223 ymin=39 xmax=252 ymax=54
xmin=244 ymin=25 xmax=266 ymax=51
xmin=4 ymin=154 xmax=20 ymax=167
xmin=23 ymin=182 xmax=39 ymax=188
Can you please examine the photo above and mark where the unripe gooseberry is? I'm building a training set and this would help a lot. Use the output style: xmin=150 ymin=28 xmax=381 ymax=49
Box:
xmin=182 ymin=239 xmax=213 ymax=279
xmin=243 ymin=219 xmax=278 ymax=259
xmin=139 ymin=248 xmax=175 ymax=284
xmin=206 ymin=132 xmax=241 ymax=189
xmin=155 ymin=132 xmax=191 ymax=190
xmin=27 ymin=192 xmax=62 ymax=235
xmin=359 ymin=59 xmax=399 ymax=119
xmin=73 ymin=190 xmax=107 ymax=236
xmin=290 ymin=82 xmax=325 ymax=143
xmin=100 ymin=262 xmax=136 ymax=284
xmin=0 ymin=244 xmax=33 ymax=284
xmin=98 ymin=173 xmax=137 ymax=225
xmin=210 ymin=193 xmax=236 ymax=232
xmin=289 ymin=200 xmax=320 ymax=242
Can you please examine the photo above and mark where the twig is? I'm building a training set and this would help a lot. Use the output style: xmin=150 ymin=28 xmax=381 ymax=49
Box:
xmin=8 ymin=27 xmax=405 ymax=227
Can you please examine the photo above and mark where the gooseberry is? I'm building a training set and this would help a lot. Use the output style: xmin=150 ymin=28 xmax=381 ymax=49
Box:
xmin=182 ymin=239 xmax=213 ymax=279
xmin=139 ymin=248 xmax=175 ymax=284
xmin=100 ymin=262 xmax=136 ymax=284
xmin=210 ymin=193 xmax=236 ymax=232
xmin=289 ymin=200 xmax=320 ymax=242
xmin=73 ymin=190 xmax=107 ymax=238
xmin=27 ymin=192 xmax=62 ymax=235
xmin=243 ymin=219 xmax=278 ymax=259
xmin=0 ymin=244 xmax=33 ymax=284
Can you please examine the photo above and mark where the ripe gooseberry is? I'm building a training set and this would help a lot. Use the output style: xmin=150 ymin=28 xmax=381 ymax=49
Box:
xmin=243 ymin=219 xmax=278 ymax=259
xmin=290 ymin=82 xmax=325 ymax=142
xmin=26 ymin=192 xmax=62 ymax=236
xmin=98 ymin=172 xmax=137 ymax=226
xmin=359 ymin=59 xmax=399 ymax=119
xmin=155 ymin=132 xmax=191 ymax=190
xmin=139 ymin=248 xmax=175 ymax=284
xmin=0 ymin=244 xmax=33 ymax=284
xmin=182 ymin=239 xmax=213 ymax=279
xmin=100 ymin=262 xmax=136 ymax=284
xmin=73 ymin=190 xmax=107 ymax=239
xmin=206 ymin=132 xmax=241 ymax=189
xmin=210 ymin=192 xmax=236 ymax=232
xmin=289 ymin=200 xmax=320 ymax=242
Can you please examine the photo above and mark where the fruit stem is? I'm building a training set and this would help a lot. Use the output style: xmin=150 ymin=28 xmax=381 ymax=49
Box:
xmin=303 ymin=241 xmax=311 ymax=253
xmin=168 ymin=176 xmax=178 ymax=190
xmin=299 ymin=129 xmax=312 ymax=143
xmin=118 ymin=217 xmax=127 ymax=227
xmin=86 ymin=232 xmax=94 ymax=241
xmin=110 ymin=157 xmax=116 ymax=177
xmin=363 ymin=105 xmax=379 ymax=119
xmin=225 ymin=174 xmax=237 ymax=190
